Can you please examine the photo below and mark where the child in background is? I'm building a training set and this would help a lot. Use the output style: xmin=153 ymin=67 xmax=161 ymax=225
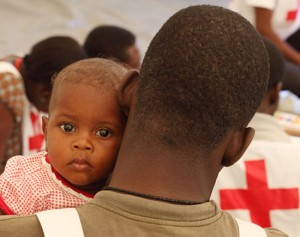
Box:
xmin=0 ymin=36 xmax=87 ymax=174
xmin=211 ymin=37 xmax=300 ymax=237
xmin=0 ymin=58 xmax=128 ymax=215
xmin=83 ymin=25 xmax=141 ymax=70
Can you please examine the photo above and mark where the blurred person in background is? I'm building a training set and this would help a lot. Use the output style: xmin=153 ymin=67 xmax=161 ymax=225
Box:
xmin=0 ymin=36 xmax=86 ymax=174
xmin=84 ymin=25 xmax=141 ymax=70
xmin=229 ymin=0 xmax=300 ymax=97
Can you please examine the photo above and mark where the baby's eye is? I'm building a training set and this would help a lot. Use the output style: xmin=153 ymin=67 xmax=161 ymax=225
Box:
xmin=59 ymin=123 xmax=75 ymax=132
xmin=96 ymin=129 xmax=112 ymax=138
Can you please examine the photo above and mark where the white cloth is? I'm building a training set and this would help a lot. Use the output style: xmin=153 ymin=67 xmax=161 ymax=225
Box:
xmin=278 ymin=90 xmax=300 ymax=114
xmin=229 ymin=0 xmax=300 ymax=39
xmin=248 ymin=113 xmax=291 ymax=142
xmin=36 ymin=208 xmax=84 ymax=237
xmin=212 ymin=113 xmax=300 ymax=237
xmin=0 ymin=0 xmax=228 ymax=59
xmin=236 ymin=218 xmax=267 ymax=237
xmin=0 ymin=61 xmax=21 ymax=76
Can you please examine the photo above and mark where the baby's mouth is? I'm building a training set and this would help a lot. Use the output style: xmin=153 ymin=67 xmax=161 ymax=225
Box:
xmin=69 ymin=158 xmax=91 ymax=171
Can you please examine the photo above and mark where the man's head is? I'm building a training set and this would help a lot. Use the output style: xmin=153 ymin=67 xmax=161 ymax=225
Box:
xmin=131 ymin=5 xmax=269 ymax=156
xmin=257 ymin=38 xmax=285 ymax=115
xmin=22 ymin=36 xmax=87 ymax=112
xmin=110 ymin=5 xmax=270 ymax=202
xmin=83 ymin=25 xmax=141 ymax=70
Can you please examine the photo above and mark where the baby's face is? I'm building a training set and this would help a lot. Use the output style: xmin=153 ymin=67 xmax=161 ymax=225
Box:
xmin=42 ymin=82 xmax=126 ymax=193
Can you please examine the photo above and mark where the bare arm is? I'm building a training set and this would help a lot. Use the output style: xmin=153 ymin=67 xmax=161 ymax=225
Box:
xmin=0 ymin=102 xmax=14 ymax=173
xmin=255 ymin=7 xmax=300 ymax=65
xmin=0 ymin=103 xmax=12 ymax=215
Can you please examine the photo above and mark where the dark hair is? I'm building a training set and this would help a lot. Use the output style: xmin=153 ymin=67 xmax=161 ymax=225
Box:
xmin=23 ymin=36 xmax=87 ymax=87
xmin=262 ymin=38 xmax=285 ymax=90
xmin=134 ymin=5 xmax=269 ymax=154
xmin=83 ymin=25 xmax=135 ymax=63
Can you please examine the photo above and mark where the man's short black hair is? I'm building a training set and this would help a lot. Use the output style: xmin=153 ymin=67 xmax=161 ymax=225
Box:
xmin=24 ymin=36 xmax=87 ymax=87
xmin=134 ymin=5 xmax=269 ymax=155
xmin=263 ymin=37 xmax=285 ymax=90
xmin=83 ymin=25 xmax=135 ymax=63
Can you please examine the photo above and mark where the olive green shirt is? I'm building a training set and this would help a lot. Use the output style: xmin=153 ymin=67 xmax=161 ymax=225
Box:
xmin=0 ymin=191 xmax=288 ymax=236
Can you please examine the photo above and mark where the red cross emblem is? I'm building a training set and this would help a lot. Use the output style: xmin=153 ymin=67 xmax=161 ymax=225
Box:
xmin=220 ymin=160 xmax=299 ymax=227
xmin=29 ymin=134 xmax=44 ymax=150
xmin=29 ymin=111 xmax=44 ymax=151
xmin=286 ymin=0 xmax=300 ymax=21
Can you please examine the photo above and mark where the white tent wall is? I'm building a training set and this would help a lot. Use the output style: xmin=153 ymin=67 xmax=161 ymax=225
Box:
xmin=0 ymin=0 xmax=229 ymax=58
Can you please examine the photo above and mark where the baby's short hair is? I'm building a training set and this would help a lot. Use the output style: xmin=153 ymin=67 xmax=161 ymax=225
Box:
xmin=134 ymin=5 xmax=269 ymax=154
xmin=49 ymin=58 xmax=128 ymax=111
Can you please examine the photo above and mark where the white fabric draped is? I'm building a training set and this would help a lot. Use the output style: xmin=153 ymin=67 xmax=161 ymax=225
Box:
xmin=0 ymin=0 xmax=228 ymax=58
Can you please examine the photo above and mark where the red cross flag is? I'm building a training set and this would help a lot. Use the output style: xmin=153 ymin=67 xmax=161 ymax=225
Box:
xmin=22 ymin=102 xmax=46 ymax=156
xmin=211 ymin=139 xmax=300 ymax=237
xmin=286 ymin=0 xmax=300 ymax=21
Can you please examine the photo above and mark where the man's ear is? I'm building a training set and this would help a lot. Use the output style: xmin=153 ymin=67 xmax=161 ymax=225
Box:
xmin=221 ymin=127 xmax=255 ymax=167
xmin=42 ymin=116 xmax=49 ymax=151
xmin=118 ymin=69 xmax=139 ymax=116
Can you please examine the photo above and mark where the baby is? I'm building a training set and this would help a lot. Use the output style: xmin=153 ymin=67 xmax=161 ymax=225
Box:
xmin=0 ymin=58 xmax=128 ymax=215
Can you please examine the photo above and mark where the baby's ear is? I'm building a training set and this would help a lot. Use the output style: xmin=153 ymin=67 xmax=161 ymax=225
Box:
xmin=118 ymin=69 xmax=139 ymax=116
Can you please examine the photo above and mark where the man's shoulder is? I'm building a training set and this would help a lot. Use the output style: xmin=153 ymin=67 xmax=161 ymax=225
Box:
xmin=265 ymin=227 xmax=289 ymax=237
xmin=0 ymin=214 xmax=44 ymax=236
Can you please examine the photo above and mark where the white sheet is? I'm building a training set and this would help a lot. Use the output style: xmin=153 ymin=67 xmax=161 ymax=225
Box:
xmin=0 ymin=0 xmax=228 ymax=58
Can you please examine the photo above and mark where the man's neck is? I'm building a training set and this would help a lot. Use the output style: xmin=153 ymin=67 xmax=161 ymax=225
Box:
xmin=109 ymin=135 xmax=220 ymax=204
